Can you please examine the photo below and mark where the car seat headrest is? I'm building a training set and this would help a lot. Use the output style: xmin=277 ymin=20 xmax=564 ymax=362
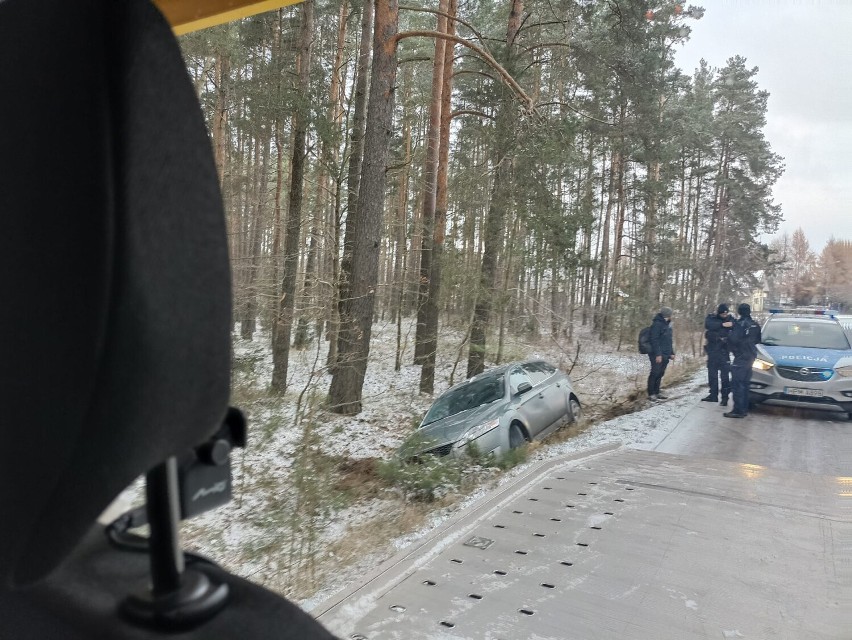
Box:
xmin=0 ymin=0 xmax=232 ymax=586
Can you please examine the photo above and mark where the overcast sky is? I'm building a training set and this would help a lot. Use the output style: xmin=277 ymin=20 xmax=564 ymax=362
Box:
xmin=673 ymin=0 xmax=852 ymax=254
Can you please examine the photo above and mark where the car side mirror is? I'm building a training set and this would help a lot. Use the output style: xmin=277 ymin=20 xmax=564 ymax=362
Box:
xmin=516 ymin=381 xmax=533 ymax=395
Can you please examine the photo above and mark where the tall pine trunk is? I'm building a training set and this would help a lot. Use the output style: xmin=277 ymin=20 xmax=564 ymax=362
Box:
xmin=241 ymin=135 xmax=270 ymax=340
xmin=414 ymin=0 xmax=448 ymax=365
xmin=419 ymin=0 xmax=456 ymax=394
xmin=329 ymin=0 xmax=374 ymax=371
xmin=271 ymin=0 xmax=314 ymax=392
xmin=328 ymin=0 xmax=399 ymax=414
xmin=393 ymin=65 xmax=413 ymax=372
xmin=467 ymin=0 xmax=523 ymax=378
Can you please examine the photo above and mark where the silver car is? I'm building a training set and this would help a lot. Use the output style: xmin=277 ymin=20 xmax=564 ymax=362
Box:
xmin=750 ymin=313 xmax=852 ymax=417
xmin=409 ymin=360 xmax=582 ymax=459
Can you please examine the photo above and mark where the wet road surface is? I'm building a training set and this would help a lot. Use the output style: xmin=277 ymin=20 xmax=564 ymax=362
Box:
xmin=653 ymin=400 xmax=851 ymax=476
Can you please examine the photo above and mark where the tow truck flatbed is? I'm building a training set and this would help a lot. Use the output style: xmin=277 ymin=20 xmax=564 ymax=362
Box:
xmin=315 ymin=445 xmax=847 ymax=639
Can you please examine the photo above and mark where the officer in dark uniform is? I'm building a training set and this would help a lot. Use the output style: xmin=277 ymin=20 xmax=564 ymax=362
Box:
xmin=725 ymin=303 xmax=761 ymax=418
xmin=701 ymin=303 xmax=733 ymax=406
xmin=647 ymin=306 xmax=675 ymax=401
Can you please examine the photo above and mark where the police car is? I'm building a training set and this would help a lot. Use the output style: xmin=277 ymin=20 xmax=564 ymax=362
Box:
xmin=750 ymin=309 xmax=852 ymax=418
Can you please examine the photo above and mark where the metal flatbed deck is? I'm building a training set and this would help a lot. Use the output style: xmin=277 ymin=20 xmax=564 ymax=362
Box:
xmin=315 ymin=446 xmax=849 ymax=639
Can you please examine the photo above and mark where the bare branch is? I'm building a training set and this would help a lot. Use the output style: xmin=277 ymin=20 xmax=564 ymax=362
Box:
xmin=398 ymin=5 xmax=486 ymax=45
xmin=395 ymin=30 xmax=534 ymax=112
xmin=452 ymin=68 xmax=496 ymax=82
xmin=535 ymin=101 xmax=615 ymax=126
xmin=518 ymin=19 xmax=569 ymax=34
xmin=451 ymin=109 xmax=496 ymax=121
xmin=522 ymin=42 xmax=572 ymax=54
xmin=399 ymin=55 xmax=433 ymax=65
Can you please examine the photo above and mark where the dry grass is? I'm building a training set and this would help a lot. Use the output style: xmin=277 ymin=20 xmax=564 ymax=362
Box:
xmin=334 ymin=457 xmax=385 ymax=500
xmin=327 ymin=501 xmax=444 ymax=566
xmin=541 ymin=419 xmax=595 ymax=447
xmin=296 ymin=493 xmax=474 ymax=600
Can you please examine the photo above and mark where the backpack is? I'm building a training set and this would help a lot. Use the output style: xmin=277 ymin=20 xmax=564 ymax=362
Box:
xmin=730 ymin=317 xmax=759 ymax=358
xmin=704 ymin=314 xmax=724 ymax=350
xmin=638 ymin=326 xmax=653 ymax=354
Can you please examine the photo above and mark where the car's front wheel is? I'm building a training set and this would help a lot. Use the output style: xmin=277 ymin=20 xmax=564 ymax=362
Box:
xmin=509 ymin=423 xmax=526 ymax=449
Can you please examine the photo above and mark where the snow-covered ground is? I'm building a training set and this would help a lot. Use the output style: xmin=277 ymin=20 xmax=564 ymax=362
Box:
xmin=111 ymin=316 xmax=704 ymax=609
xmin=300 ymin=373 xmax=705 ymax=612
xmin=227 ymin=317 xmax=688 ymax=459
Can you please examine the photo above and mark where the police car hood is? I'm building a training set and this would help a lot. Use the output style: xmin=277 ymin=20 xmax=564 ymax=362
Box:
xmin=757 ymin=344 xmax=852 ymax=368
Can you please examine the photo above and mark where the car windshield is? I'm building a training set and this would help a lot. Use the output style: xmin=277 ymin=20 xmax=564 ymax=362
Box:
xmin=762 ymin=321 xmax=851 ymax=350
xmin=421 ymin=374 xmax=505 ymax=426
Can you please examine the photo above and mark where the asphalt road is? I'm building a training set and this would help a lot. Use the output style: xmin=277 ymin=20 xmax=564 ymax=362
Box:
xmin=652 ymin=400 xmax=852 ymax=476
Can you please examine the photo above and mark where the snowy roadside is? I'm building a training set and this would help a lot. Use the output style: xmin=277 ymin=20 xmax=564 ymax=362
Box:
xmin=534 ymin=372 xmax=705 ymax=458
xmin=226 ymin=318 xmax=696 ymax=461
xmin=298 ymin=369 xmax=706 ymax=612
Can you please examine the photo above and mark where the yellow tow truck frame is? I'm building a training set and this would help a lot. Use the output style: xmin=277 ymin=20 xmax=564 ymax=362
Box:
xmin=153 ymin=0 xmax=302 ymax=34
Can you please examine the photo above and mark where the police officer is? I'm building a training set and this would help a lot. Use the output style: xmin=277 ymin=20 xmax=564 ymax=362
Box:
xmin=701 ymin=303 xmax=733 ymax=406
xmin=647 ymin=306 xmax=675 ymax=401
xmin=725 ymin=303 xmax=761 ymax=418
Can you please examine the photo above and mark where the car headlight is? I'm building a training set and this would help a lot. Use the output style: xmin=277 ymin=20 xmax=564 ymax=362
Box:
xmin=834 ymin=365 xmax=852 ymax=378
xmin=752 ymin=358 xmax=774 ymax=371
xmin=456 ymin=419 xmax=500 ymax=446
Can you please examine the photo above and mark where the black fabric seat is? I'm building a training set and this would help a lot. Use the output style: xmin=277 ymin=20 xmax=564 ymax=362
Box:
xmin=0 ymin=0 xmax=334 ymax=637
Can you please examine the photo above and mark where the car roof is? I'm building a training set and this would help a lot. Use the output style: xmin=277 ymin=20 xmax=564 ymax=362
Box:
xmin=441 ymin=360 xmax=555 ymax=393
xmin=471 ymin=359 xmax=553 ymax=378
xmin=765 ymin=315 xmax=842 ymax=324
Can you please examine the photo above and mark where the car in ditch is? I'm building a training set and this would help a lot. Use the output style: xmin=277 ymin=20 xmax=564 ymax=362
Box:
xmin=407 ymin=360 xmax=582 ymax=460
xmin=750 ymin=310 xmax=852 ymax=418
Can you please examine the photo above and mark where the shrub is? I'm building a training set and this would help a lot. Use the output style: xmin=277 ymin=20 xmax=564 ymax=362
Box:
xmin=377 ymin=454 xmax=466 ymax=502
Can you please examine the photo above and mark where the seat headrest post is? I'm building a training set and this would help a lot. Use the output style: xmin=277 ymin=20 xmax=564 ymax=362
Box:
xmin=120 ymin=458 xmax=229 ymax=629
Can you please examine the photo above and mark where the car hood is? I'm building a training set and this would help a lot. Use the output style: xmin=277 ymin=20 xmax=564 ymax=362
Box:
xmin=758 ymin=345 xmax=852 ymax=368
xmin=416 ymin=401 xmax=506 ymax=447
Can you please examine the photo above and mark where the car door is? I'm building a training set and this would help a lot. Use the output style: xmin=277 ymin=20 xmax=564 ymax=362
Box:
xmin=509 ymin=365 xmax=558 ymax=437
xmin=522 ymin=362 xmax=568 ymax=431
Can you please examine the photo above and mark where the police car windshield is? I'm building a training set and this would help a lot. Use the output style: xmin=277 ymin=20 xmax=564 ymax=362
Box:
xmin=762 ymin=320 xmax=851 ymax=350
